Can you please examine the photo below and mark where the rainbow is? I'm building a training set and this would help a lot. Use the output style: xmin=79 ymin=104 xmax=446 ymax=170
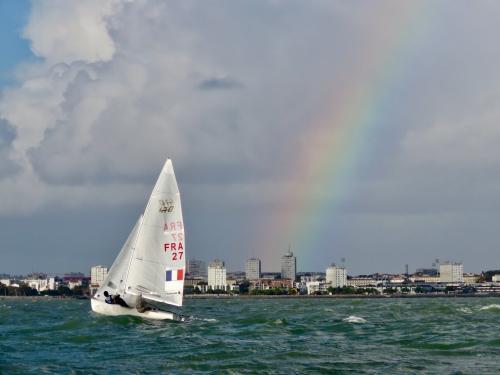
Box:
xmin=261 ymin=2 xmax=435 ymax=270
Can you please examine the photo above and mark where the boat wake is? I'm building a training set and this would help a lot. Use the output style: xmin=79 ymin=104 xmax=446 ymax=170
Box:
xmin=185 ymin=316 xmax=218 ymax=323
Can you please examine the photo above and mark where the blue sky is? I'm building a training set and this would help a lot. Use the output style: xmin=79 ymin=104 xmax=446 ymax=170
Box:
xmin=0 ymin=0 xmax=34 ymax=87
xmin=1 ymin=1 xmax=500 ymax=276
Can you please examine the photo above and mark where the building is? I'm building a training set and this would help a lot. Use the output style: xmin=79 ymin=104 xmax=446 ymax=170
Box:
xmin=281 ymin=250 xmax=296 ymax=280
xmin=63 ymin=273 xmax=89 ymax=290
xmin=68 ymin=280 xmax=83 ymax=289
xmin=306 ymin=281 xmax=330 ymax=295
xmin=245 ymin=258 xmax=261 ymax=280
xmin=415 ymin=268 xmax=438 ymax=276
xmin=48 ymin=277 xmax=56 ymax=290
xmin=492 ymin=274 xmax=500 ymax=283
xmin=91 ymin=265 xmax=108 ymax=287
xmin=411 ymin=275 xmax=440 ymax=283
xmin=463 ymin=273 xmax=479 ymax=284
xmin=347 ymin=277 xmax=378 ymax=287
xmin=227 ymin=271 xmax=245 ymax=281
xmin=90 ymin=265 xmax=108 ymax=295
xmin=184 ymin=277 xmax=209 ymax=293
xmin=251 ymin=279 xmax=294 ymax=291
xmin=21 ymin=273 xmax=56 ymax=292
xmin=261 ymin=272 xmax=280 ymax=280
xmin=24 ymin=278 xmax=49 ymax=292
xmin=300 ymin=274 xmax=323 ymax=283
xmin=208 ymin=259 xmax=227 ymax=290
xmin=326 ymin=265 xmax=347 ymax=288
xmin=226 ymin=279 xmax=240 ymax=292
xmin=187 ymin=259 xmax=207 ymax=279
xmin=439 ymin=262 xmax=464 ymax=283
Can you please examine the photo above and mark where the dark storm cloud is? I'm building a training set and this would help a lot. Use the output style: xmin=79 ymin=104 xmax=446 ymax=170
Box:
xmin=1 ymin=1 xmax=500 ymax=274
xmin=197 ymin=77 xmax=244 ymax=91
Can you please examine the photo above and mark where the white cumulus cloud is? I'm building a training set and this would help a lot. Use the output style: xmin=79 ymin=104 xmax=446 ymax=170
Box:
xmin=24 ymin=0 xmax=117 ymax=64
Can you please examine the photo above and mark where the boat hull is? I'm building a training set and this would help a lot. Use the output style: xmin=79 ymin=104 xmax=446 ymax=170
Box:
xmin=91 ymin=298 xmax=181 ymax=321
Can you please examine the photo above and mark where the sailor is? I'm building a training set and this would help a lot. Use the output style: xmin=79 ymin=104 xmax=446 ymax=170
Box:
xmin=136 ymin=294 xmax=152 ymax=313
xmin=113 ymin=294 xmax=129 ymax=308
xmin=103 ymin=291 xmax=114 ymax=304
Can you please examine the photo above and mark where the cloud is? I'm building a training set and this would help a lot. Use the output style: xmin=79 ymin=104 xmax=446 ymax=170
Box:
xmin=2 ymin=1 xmax=500 ymax=273
xmin=4 ymin=1 xmax=337 ymax=191
xmin=23 ymin=0 xmax=116 ymax=64
xmin=401 ymin=109 xmax=500 ymax=170
xmin=0 ymin=119 xmax=22 ymax=178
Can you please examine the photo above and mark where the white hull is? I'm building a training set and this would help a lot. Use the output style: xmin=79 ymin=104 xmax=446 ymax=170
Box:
xmin=91 ymin=298 xmax=180 ymax=321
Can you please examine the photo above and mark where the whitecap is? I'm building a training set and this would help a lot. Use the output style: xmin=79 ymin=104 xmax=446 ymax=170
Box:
xmin=458 ymin=307 xmax=473 ymax=314
xmin=188 ymin=316 xmax=218 ymax=322
xmin=343 ymin=315 xmax=367 ymax=323
xmin=479 ymin=304 xmax=500 ymax=311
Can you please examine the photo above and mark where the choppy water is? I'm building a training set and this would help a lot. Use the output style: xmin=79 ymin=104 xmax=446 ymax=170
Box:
xmin=0 ymin=297 xmax=499 ymax=374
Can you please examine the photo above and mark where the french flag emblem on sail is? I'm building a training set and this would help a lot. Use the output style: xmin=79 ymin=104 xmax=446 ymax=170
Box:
xmin=166 ymin=268 xmax=184 ymax=282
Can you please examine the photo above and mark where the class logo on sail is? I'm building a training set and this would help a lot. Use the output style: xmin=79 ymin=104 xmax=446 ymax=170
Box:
xmin=159 ymin=199 xmax=174 ymax=213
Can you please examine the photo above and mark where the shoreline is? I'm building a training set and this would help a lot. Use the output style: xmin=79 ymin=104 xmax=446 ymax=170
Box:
xmin=185 ymin=293 xmax=500 ymax=299
xmin=2 ymin=294 xmax=498 ymax=301
xmin=0 ymin=295 xmax=88 ymax=301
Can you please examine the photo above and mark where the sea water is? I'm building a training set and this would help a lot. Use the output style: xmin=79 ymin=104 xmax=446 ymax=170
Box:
xmin=0 ymin=297 xmax=499 ymax=374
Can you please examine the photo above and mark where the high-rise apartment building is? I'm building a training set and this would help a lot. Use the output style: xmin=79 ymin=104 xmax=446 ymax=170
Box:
xmin=326 ymin=265 xmax=347 ymax=288
xmin=90 ymin=265 xmax=108 ymax=287
xmin=281 ymin=250 xmax=296 ymax=280
xmin=245 ymin=258 xmax=261 ymax=280
xmin=187 ymin=259 xmax=207 ymax=279
xmin=208 ymin=259 xmax=227 ymax=290
xmin=439 ymin=262 xmax=464 ymax=283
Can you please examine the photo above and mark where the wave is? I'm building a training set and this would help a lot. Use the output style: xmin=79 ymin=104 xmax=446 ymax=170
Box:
xmin=457 ymin=307 xmax=473 ymax=314
xmin=343 ymin=315 xmax=367 ymax=323
xmin=479 ymin=304 xmax=500 ymax=311
xmin=187 ymin=316 xmax=218 ymax=323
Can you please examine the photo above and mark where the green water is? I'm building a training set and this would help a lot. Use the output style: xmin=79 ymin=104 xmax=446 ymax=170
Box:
xmin=0 ymin=297 xmax=499 ymax=374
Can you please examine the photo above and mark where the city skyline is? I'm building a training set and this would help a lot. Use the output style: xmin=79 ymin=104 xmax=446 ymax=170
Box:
xmin=1 ymin=2 xmax=500 ymax=275
xmin=0 ymin=254 xmax=489 ymax=279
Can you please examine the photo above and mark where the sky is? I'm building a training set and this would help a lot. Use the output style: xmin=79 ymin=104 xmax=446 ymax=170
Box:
xmin=1 ymin=0 xmax=500 ymax=276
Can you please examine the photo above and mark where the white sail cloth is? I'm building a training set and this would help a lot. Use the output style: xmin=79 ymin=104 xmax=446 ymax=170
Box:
xmin=95 ymin=216 xmax=142 ymax=300
xmin=94 ymin=159 xmax=185 ymax=308
xmin=125 ymin=159 xmax=185 ymax=307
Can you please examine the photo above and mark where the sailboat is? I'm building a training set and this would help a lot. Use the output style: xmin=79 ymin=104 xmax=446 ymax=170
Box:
xmin=91 ymin=158 xmax=185 ymax=320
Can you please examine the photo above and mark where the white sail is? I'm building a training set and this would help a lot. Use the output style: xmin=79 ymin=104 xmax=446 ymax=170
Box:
xmin=124 ymin=159 xmax=185 ymax=307
xmin=94 ymin=215 xmax=142 ymax=299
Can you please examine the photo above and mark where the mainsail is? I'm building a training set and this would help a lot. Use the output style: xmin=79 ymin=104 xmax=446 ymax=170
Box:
xmin=124 ymin=159 xmax=185 ymax=307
